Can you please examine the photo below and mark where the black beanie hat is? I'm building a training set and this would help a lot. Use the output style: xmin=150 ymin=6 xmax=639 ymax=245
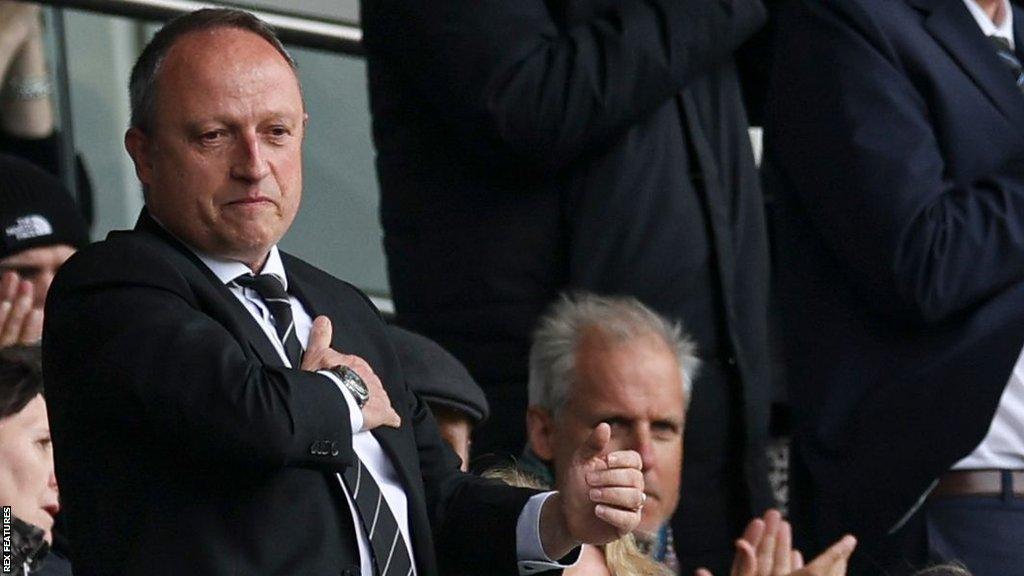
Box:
xmin=0 ymin=154 xmax=89 ymax=260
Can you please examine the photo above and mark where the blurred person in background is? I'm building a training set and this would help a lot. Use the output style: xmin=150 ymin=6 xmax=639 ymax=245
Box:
xmin=523 ymin=294 xmax=697 ymax=572
xmin=0 ymin=154 xmax=89 ymax=348
xmin=388 ymin=325 xmax=490 ymax=471
xmin=361 ymin=0 xmax=777 ymax=570
xmin=519 ymin=294 xmax=856 ymax=576
xmin=0 ymin=1 xmax=51 ymax=141
xmin=765 ymin=0 xmax=1024 ymax=572
xmin=0 ymin=345 xmax=72 ymax=575
xmin=0 ymin=1 xmax=92 ymax=222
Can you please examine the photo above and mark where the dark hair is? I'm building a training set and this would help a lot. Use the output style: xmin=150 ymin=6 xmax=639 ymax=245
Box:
xmin=0 ymin=346 xmax=44 ymax=419
xmin=128 ymin=8 xmax=297 ymax=132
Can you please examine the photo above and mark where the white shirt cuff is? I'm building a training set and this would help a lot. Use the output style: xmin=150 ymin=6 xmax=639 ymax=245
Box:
xmin=516 ymin=491 xmax=581 ymax=574
xmin=319 ymin=370 xmax=363 ymax=433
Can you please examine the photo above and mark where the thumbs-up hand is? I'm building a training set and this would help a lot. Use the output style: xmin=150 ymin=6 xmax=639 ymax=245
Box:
xmin=538 ymin=423 xmax=645 ymax=560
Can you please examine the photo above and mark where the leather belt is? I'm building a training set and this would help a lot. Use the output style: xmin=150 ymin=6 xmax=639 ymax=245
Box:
xmin=930 ymin=470 xmax=1024 ymax=498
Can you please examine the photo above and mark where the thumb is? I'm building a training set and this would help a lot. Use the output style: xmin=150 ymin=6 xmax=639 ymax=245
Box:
xmin=732 ymin=538 xmax=757 ymax=576
xmin=577 ymin=422 xmax=611 ymax=462
xmin=307 ymin=316 xmax=333 ymax=355
xmin=806 ymin=535 xmax=856 ymax=573
xmin=695 ymin=570 xmax=714 ymax=576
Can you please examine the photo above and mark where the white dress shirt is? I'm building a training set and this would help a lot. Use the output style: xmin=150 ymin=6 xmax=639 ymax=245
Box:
xmin=190 ymin=245 xmax=574 ymax=574
xmin=952 ymin=0 xmax=1024 ymax=471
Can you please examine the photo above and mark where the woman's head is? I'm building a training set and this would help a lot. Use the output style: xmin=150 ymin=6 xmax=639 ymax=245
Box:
xmin=0 ymin=346 xmax=58 ymax=542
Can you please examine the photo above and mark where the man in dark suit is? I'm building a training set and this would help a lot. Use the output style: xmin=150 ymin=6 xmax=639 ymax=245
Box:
xmin=764 ymin=0 xmax=1024 ymax=573
xmin=41 ymin=9 xmax=648 ymax=576
xmin=361 ymin=1 xmax=776 ymax=573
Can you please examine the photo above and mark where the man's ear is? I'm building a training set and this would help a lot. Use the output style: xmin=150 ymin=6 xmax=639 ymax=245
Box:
xmin=526 ymin=405 xmax=556 ymax=461
xmin=124 ymin=127 xmax=153 ymax=186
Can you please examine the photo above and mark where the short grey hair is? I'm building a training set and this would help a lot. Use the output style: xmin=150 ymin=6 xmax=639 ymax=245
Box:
xmin=128 ymin=8 xmax=298 ymax=132
xmin=528 ymin=293 xmax=699 ymax=415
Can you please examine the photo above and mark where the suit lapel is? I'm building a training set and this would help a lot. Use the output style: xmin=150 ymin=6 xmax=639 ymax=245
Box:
xmin=284 ymin=258 xmax=423 ymax=500
xmin=133 ymin=210 xmax=285 ymax=367
xmin=918 ymin=0 xmax=1024 ymax=129
xmin=1015 ymin=2 xmax=1024 ymax=58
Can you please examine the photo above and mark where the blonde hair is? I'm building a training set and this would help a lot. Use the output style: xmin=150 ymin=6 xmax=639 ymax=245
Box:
xmin=483 ymin=467 xmax=672 ymax=576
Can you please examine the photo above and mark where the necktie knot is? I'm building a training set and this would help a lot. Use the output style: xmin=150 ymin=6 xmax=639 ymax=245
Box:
xmin=233 ymin=273 xmax=303 ymax=367
xmin=234 ymin=273 xmax=289 ymax=302
xmin=990 ymin=34 xmax=1013 ymax=53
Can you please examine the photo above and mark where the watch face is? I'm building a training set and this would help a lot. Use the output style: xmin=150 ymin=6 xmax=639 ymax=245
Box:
xmin=338 ymin=365 xmax=369 ymax=405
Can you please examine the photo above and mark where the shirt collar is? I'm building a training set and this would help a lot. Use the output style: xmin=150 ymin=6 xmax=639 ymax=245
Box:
xmin=964 ymin=0 xmax=1015 ymax=49
xmin=147 ymin=211 xmax=288 ymax=289
xmin=195 ymin=245 xmax=288 ymax=291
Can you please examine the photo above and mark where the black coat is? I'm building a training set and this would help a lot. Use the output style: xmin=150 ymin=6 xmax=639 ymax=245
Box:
xmin=362 ymin=0 xmax=775 ymax=570
xmin=765 ymin=0 xmax=1024 ymax=560
xmin=42 ymin=212 xmax=537 ymax=576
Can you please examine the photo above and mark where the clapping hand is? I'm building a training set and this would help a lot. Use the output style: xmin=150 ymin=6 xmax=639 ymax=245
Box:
xmin=0 ymin=270 xmax=41 ymax=347
xmin=696 ymin=509 xmax=856 ymax=576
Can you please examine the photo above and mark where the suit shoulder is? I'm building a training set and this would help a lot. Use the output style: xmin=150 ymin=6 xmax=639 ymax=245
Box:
xmin=50 ymin=229 xmax=193 ymax=300
xmin=789 ymin=0 xmax=905 ymax=31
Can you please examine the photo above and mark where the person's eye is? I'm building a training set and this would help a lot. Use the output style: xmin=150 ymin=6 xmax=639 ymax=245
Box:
xmin=652 ymin=422 xmax=681 ymax=441
xmin=36 ymin=437 xmax=52 ymax=449
xmin=198 ymin=130 xmax=227 ymax=144
xmin=604 ymin=417 xmax=628 ymax=430
xmin=266 ymin=125 xmax=292 ymax=142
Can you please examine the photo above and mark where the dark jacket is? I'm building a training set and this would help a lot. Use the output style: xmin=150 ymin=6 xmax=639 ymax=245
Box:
xmin=6 ymin=517 xmax=72 ymax=576
xmin=764 ymin=0 xmax=1024 ymax=559
xmin=362 ymin=0 xmax=774 ymax=569
xmin=42 ymin=212 xmax=538 ymax=576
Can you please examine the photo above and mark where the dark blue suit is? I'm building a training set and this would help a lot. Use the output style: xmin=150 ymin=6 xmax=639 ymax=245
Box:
xmin=764 ymin=0 xmax=1024 ymax=572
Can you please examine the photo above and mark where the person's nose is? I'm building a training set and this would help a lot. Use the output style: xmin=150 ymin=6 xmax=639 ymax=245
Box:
xmin=628 ymin=425 xmax=656 ymax=473
xmin=231 ymin=130 xmax=271 ymax=183
xmin=46 ymin=450 xmax=58 ymax=494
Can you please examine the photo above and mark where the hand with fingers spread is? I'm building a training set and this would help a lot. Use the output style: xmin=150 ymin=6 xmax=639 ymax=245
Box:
xmin=302 ymin=315 xmax=401 ymax=430
xmin=539 ymin=423 xmax=645 ymax=561
xmin=789 ymin=535 xmax=856 ymax=576
xmin=695 ymin=510 xmax=856 ymax=576
xmin=0 ymin=270 xmax=42 ymax=347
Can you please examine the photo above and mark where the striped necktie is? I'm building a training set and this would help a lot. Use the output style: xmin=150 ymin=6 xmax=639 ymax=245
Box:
xmin=341 ymin=460 xmax=414 ymax=576
xmin=989 ymin=35 xmax=1024 ymax=94
xmin=233 ymin=273 xmax=304 ymax=368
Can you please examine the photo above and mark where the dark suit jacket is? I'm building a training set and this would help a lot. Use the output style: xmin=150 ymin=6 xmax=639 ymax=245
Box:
xmin=362 ymin=0 xmax=775 ymax=566
xmin=42 ymin=212 xmax=538 ymax=576
xmin=764 ymin=0 xmax=1024 ymax=558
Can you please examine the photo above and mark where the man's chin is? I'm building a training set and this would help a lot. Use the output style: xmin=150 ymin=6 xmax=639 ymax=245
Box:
xmin=214 ymin=232 xmax=281 ymax=265
xmin=637 ymin=505 xmax=668 ymax=535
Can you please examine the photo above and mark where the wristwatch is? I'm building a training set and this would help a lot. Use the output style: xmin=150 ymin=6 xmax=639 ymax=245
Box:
xmin=328 ymin=365 xmax=369 ymax=408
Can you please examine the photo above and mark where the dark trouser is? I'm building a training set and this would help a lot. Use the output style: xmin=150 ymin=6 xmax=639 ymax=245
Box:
xmin=673 ymin=361 xmax=773 ymax=576
xmin=860 ymin=471 xmax=1024 ymax=576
